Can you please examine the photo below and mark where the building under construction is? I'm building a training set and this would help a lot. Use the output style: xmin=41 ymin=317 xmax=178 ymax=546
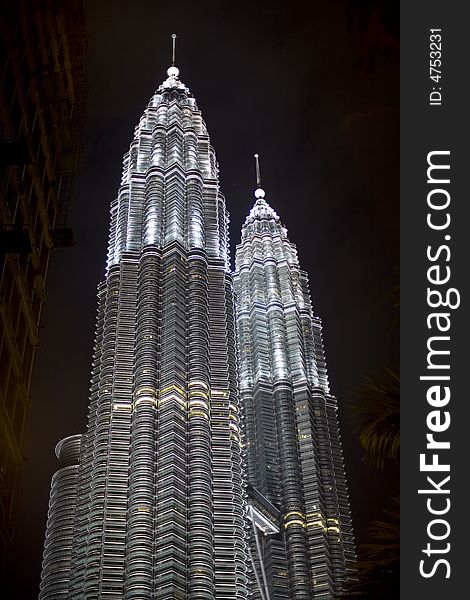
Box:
xmin=0 ymin=0 xmax=87 ymax=567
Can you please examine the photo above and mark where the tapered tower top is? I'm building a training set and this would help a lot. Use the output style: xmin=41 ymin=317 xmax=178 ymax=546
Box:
xmin=162 ymin=33 xmax=188 ymax=91
xmin=245 ymin=154 xmax=280 ymax=225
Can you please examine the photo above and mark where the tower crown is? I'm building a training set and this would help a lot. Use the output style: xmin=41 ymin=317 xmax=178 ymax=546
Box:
xmin=161 ymin=33 xmax=188 ymax=91
xmin=243 ymin=153 xmax=281 ymax=226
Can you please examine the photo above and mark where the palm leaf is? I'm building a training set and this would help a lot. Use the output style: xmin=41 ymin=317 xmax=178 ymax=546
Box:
xmin=351 ymin=368 xmax=400 ymax=469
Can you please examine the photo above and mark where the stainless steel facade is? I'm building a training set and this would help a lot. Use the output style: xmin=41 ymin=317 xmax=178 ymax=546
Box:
xmin=40 ymin=64 xmax=248 ymax=599
xmin=234 ymin=186 xmax=355 ymax=599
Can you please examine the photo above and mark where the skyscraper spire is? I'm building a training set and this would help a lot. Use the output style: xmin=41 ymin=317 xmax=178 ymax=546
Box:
xmin=254 ymin=153 xmax=261 ymax=187
xmin=166 ymin=33 xmax=180 ymax=80
xmin=40 ymin=51 xmax=248 ymax=600
xmin=171 ymin=32 xmax=177 ymax=66
xmin=253 ymin=153 xmax=266 ymax=200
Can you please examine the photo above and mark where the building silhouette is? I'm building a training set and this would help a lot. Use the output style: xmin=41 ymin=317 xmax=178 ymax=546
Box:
xmin=0 ymin=0 xmax=86 ymax=569
xmin=234 ymin=159 xmax=355 ymax=599
xmin=39 ymin=52 xmax=248 ymax=599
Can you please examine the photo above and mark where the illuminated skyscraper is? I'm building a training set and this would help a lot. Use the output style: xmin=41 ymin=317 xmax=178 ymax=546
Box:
xmin=234 ymin=156 xmax=355 ymax=599
xmin=39 ymin=41 xmax=248 ymax=599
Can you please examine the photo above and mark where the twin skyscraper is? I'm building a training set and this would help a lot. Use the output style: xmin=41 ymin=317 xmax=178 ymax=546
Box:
xmin=39 ymin=46 xmax=355 ymax=599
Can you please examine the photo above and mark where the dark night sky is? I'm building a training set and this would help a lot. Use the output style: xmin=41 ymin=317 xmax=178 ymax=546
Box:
xmin=7 ymin=0 xmax=398 ymax=595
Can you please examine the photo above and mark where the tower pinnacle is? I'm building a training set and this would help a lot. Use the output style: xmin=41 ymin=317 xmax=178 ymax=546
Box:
xmin=253 ymin=153 xmax=265 ymax=199
xmin=167 ymin=33 xmax=179 ymax=78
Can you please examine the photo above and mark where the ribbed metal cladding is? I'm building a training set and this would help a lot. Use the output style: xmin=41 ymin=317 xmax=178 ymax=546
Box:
xmin=234 ymin=192 xmax=356 ymax=599
xmin=39 ymin=435 xmax=82 ymax=600
xmin=39 ymin=66 xmax=248 ymax=598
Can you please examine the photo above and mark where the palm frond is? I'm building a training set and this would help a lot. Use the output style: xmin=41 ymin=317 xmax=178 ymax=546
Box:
xmin=351 ymin=368 xmax=400 ymax=468
xmin=342 ymin=499 xmax=400 ymax=599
